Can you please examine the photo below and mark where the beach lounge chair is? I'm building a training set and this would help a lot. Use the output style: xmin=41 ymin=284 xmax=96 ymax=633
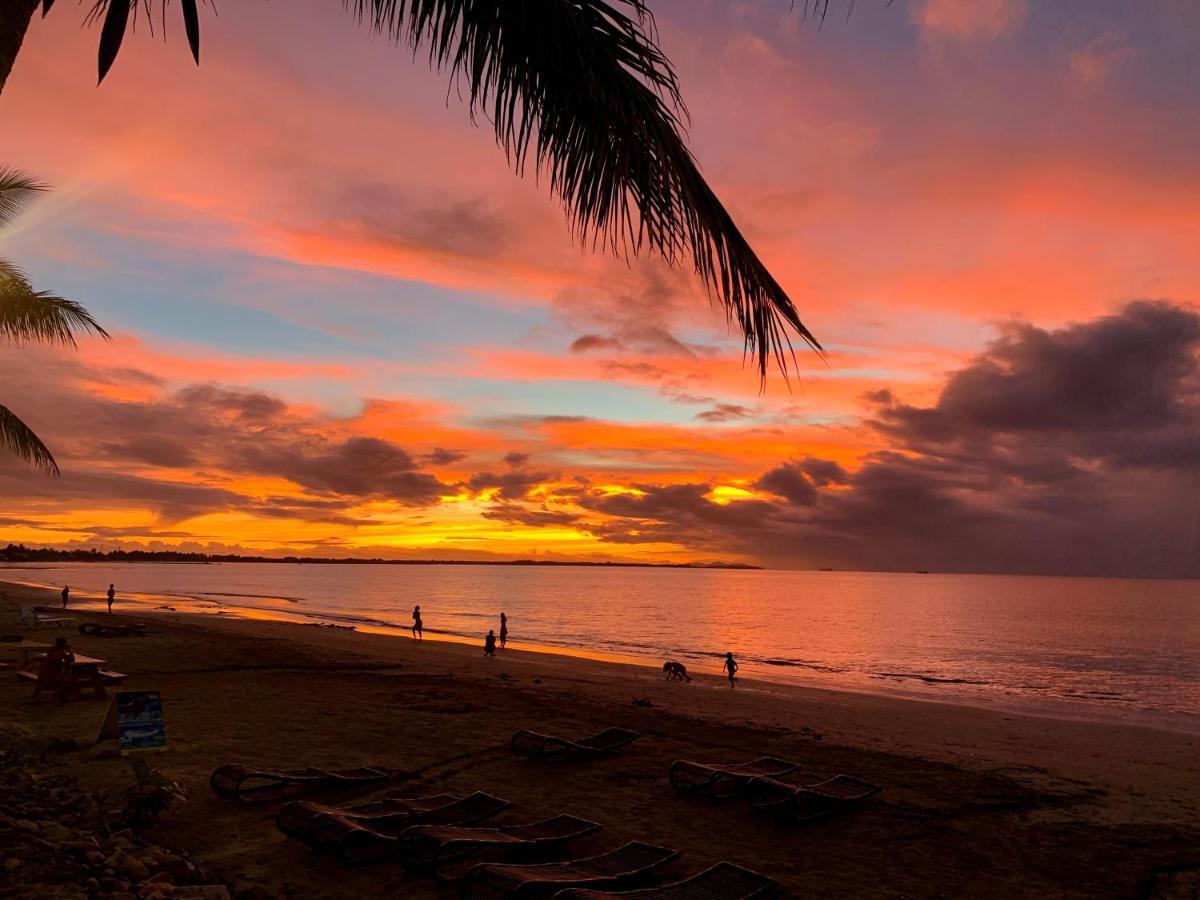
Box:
xmin=460 ymin=841 xmax=680 ymax=899
xmin=21 ymin=607 xmax=74 ymax=629
xmin=552 ymin=862 xmax=778 ymax=900
xmin=276 ymin=793 xmax=460 ymax=841
xmin=668 ymin=757 xmax=803 ymax=801
xmin=209 ymin=764 xmax=389 ymax=803
xmin=297 ymin=791 xmax=512 ymax=866
xmin=511 ymin=727 xmax=641 ymax=761
xmin=747 ymin=774 xmax=880 ymax=823
xmin=398 ymin=814 xmax=602 ymax=877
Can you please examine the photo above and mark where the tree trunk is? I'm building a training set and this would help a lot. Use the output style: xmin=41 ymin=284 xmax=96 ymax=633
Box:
xmin=0 ymin=0 xmax=39 ymax=95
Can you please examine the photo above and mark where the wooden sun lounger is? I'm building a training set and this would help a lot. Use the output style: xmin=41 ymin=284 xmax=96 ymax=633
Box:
xmin=297 ymin=791 xmax=512 ymax=867
xmin=668 ymin=757 xmax=803 ymax=801
xmin=398 ymin=814 xmax=602 ymax=877
xmin=460 ymin=841 xmax=680 ymax=899
xmin=511 ymin=727 xmax=641 ymax=761
xmin=747 ymin=774 xmax=880 ymax=823
xmin=552 ymin=862 xmax=778 ymax=900
xmin=21 ymin=608 xmax=74 ymax=629
xmin=209 ymin=764 xmax=390 ymax=803
xmin=276 ymin=793 xmax=460 ymax=841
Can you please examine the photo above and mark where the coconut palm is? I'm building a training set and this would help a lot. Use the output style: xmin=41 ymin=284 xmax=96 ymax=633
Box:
xmin=0 ymin=1 xmax=843 ymax=377
xmin=0 ymin=167 xmax=110 ymax=475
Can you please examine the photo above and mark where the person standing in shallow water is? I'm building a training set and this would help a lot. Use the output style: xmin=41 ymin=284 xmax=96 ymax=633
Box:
xmin=484 ymin=629 xmax=497 ymax=656
xmin=106 ymin=584 xmax=115 ymax=614
xmin=723 ymin=652 xmax=738 ymax=688
xmin=61 ymin=585 xmax=69 ymax=609
xmin=411 ymin=605 xmax=423 ymax=641
xmin=499 ymin=612 xmax=508 ymax=649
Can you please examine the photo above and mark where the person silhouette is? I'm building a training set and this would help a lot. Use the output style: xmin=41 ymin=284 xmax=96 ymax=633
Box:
xmin=61 ymin=585 xmax=69 ymax=609
xmin=723 ymin=652 xmax=738 ymax=688
xmin=499 ymin=612 xmax=508 ymax=649
xmin=106 ymin=584 xmax=115 ymax=614
xmin=412 ymin=605 xmax=423 ymax=641
xmin=484 ymin=629 xmax=497 ymax=656
xmin=663 ymin=661 xmax=691 ymax=682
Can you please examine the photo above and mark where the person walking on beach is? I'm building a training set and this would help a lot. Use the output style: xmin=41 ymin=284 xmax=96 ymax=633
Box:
xmin=499 ymin=612 xmax=508 ymax=649
xmin=723 ymin=652 xmax=738 ymax=688
xmin=106 ymin=584 xmax=115 ymax=614
xmin=61 ymin=585 xmax=69 ymax=609
xmin=484 ymin=629 xmax=497 ymax=657
xmin=411 ymin=605 xmax=423 ymax=641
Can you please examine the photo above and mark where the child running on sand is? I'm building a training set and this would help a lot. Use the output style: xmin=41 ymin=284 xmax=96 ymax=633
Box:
xmin=723 ymin=652 xmax=738 ymax=687
xmin=499 ymin=612 xmax=508 ymax=649
xmin=484 ymin=629 xmax=497 ymax=656
xmin=61 ymin=585 xmax=69 ymax=609
xmin=106 ymin=584 xmax=115 ymax=614
xmin=411 ymin=605 xmax=423 ymax=641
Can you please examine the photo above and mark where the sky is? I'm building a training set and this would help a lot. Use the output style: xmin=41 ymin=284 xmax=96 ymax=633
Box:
xmin=1 ymin=0 xmax=1198 ymax=576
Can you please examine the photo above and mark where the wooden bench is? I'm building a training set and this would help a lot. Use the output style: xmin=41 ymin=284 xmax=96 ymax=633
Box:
xmin=16 ymin=664 xmax=125 ymax=699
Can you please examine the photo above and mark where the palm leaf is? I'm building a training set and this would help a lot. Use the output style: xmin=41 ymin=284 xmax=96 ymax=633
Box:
xmin=350 ymin=0 xmax=824 ymax=378
xmin=0 ymin=262 xmax=111 ymax=346
xmin=0 ymin=404 xmax=59 ymax=476
xmin=0 ymin=166 xmax=47 ymax=230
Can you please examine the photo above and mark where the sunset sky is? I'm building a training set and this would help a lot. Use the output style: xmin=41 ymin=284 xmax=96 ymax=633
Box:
xmin=1 ymin=0 xmax=1198 ymax=576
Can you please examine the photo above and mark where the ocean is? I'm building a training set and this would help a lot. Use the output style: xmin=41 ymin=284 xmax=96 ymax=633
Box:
xmin=5 ymin=562 xmax=1198 ymax=733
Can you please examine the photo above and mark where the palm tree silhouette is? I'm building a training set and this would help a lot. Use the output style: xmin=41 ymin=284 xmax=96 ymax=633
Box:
xmin=0 ymin=167 xmax=110 ymax=475
xmin=0 ymin=1 xmax=840 ymax=378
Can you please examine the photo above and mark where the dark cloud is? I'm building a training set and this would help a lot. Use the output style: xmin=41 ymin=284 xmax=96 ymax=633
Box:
xmin=503 ymin=451 xmax=530 ymax=467
xmin=572 ymin=303 xmax=1200 ymax=577
xmin=0 ymin=353 xmax=453 ymax=524
xmin=467 ymin=467 xmax=556 ymax=500
xmin=695 ymin=403 xmax=753 ymax=423
xmin=325 ymin=183 xmax=510 ymax=258
xmin=570 ymin=334 xmax=625 ymax=353
xmin=754 ymin=462 xmax=818 ymax=506
xmin=422 ymin=447 xmax=468 ymax=466
xmin=481 ymin=502 xmax=580 ymax=527
xmin=553 ymin=263 xmax=722 ymax=359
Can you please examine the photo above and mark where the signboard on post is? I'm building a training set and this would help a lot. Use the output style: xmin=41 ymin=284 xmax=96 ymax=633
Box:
xmin=98 ymin=691 xmax=167 ymax=753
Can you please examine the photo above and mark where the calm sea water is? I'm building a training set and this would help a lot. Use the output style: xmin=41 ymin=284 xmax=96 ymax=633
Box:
xmin=5 ymin=562 xmax=1198 ymax=732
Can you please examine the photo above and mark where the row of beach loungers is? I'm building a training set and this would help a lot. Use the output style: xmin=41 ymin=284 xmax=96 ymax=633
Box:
xmin=207 ymin=734 xmax=880 ymax=897
xmin=211 ymin=771 xmax=774 ymax=897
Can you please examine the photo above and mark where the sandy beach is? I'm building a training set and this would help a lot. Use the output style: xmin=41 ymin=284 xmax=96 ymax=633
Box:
xmin=2 ymin=579 xmax=1199 ymax=899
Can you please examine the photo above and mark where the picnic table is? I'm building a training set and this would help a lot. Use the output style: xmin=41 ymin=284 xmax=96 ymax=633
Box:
xmin=0 ymin=639 xmax=53 ymax=668
xmin=16 ymin=652 xmax=126 ymax=701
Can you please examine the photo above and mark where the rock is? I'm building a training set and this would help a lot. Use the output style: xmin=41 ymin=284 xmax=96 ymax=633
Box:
xmin=162 ymin=855 xmax=195 ymax=882
xmin=233 ymin=887 xmax=277 ymax=900
xmin=85 ymin=850 xmax=106 ymax=866
xmin=120 ymin=856 xmax=152 ymax=882
xmin=40 ymin=821 xmax=71 ymax=841
xmin=4 ymin=858 xmax=21 ymax=872
xmin=15 ymin=818 xmax=39 ymax=832
xmin=110 ymin=893 xmax=137 ymax=900
xmin=82 ymin=878 xmax=100 ymax=892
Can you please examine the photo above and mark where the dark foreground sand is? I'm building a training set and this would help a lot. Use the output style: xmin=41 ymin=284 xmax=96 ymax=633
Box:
xmin=2 ymin=581 xmax=1199 ymax=898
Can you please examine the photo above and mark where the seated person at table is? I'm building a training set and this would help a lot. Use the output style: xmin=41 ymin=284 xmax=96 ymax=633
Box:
xmin=38 ymin=637 xmax=75 ymax=688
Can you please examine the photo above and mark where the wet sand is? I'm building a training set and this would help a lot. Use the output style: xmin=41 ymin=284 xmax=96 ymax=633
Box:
xmin=2 ymin=580 xmax=1198 ymax=898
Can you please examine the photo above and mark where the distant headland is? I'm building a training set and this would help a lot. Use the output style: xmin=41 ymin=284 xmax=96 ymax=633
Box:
xmin=0 ymin=544 xmax=760 ymax=571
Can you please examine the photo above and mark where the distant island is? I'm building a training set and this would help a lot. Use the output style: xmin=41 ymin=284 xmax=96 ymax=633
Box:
xmin=0 ymin=544 xmax=760 ymax=571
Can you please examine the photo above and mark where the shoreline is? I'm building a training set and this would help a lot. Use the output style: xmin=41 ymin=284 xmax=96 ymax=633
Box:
xmin=5 ymin=575 xmax=1198 ymax=738
xmin=3 ymin=580 xmax=1199 ymax=897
